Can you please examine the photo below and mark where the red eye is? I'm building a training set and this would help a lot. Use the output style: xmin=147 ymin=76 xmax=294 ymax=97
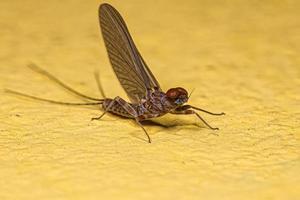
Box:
xmin=166 ymin=87 xmax=188 ymax=99
xmin=166 ymin=88 xmax=178 ymax=98
xmin=175 ymin=87 xmax=188 ymax=96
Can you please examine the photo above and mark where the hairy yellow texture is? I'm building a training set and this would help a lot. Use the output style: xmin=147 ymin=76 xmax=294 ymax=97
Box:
xmin=0 ymin=0 xmax=299 ymax=200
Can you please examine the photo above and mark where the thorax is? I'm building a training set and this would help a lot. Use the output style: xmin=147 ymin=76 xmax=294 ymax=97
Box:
xmin=137 ymin=90 xmax=174 ymax=116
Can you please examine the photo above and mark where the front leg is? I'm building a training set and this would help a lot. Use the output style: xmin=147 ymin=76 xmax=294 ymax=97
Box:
xmin=171 ymin=106 xmax=219 ymax=130
xmin=176 ymin=105 xmax=225 ymax=115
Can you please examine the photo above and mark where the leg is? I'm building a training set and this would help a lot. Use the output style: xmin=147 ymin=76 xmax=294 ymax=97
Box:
xmin=91 ymin=111 xmax=107 ymax=121
xmin=194 ymin=112 xmax=219 ymax=130
xmin=92 ymin=96 xmax=152 ymax=143
xmin=135 ymin=119 xmax=151 ymax=143
xmin=91 ymin=97 xmax=118 ymax=121
xmin=112 ymin=97 xmax=151 ymax=143
xmin=177 ymin=105 xmax=225 ymax=116
xmin=171 ymin=109 xmax=219 ymax=130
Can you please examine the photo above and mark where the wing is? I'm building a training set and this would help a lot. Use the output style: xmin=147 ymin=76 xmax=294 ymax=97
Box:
xmin=99 ymin=3 xmax=161 ymax=103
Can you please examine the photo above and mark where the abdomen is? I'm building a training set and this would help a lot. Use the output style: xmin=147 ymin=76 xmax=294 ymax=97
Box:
xmin=102 ymin=98 xmax=135 ymax=118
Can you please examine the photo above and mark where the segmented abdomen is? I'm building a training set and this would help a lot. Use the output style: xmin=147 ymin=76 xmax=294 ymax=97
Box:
xmin=102 ymin=98 xmax=135 ymax=118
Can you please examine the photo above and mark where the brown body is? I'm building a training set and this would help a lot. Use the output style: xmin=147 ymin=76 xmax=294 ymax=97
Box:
xmin=102 ymin=87 xmax=189 ymax=121
xmin=103 ymin=90 xmax=167 ymax=119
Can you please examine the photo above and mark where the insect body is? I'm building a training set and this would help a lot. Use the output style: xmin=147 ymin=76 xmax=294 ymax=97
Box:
xmin=6 ymin=3 xmax=225 ymax=143
xmin=102 ymin=87 xmax=188 ymax=120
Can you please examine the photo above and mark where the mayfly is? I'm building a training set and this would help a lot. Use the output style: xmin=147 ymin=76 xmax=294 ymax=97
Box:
xmin=6 ymin=3 xmax=225 ymax=143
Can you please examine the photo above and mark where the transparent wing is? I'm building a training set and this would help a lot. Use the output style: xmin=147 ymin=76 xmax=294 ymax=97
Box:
xmin=99 ymin=3 xmax=161 ymax=103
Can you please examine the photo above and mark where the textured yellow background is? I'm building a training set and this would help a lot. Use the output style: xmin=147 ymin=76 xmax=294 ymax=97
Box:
xmin=1 ymin=0 xmax=299 ymax=199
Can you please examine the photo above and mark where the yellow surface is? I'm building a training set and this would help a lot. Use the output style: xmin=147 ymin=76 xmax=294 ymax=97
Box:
xmin=1 ymin=0 xmax=299 ymax=199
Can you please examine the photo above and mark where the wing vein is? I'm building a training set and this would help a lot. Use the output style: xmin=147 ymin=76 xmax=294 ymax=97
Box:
xmin=99 ymin=3 xmax=161 ymax=103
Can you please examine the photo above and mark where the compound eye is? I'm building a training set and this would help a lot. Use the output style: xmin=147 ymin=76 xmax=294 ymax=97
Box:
xmin=166 ymin=88 xmax=179 ymax=98
xmin=176 ymin=87 xmax=188 ymax=96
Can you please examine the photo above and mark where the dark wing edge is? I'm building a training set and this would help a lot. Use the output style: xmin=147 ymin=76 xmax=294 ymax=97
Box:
xmin=99 ymin=3 xmax=161 ymax=103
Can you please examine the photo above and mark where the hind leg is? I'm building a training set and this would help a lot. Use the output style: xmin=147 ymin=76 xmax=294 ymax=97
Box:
xmin=92 ymin=97 xmax=152 ymax=143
